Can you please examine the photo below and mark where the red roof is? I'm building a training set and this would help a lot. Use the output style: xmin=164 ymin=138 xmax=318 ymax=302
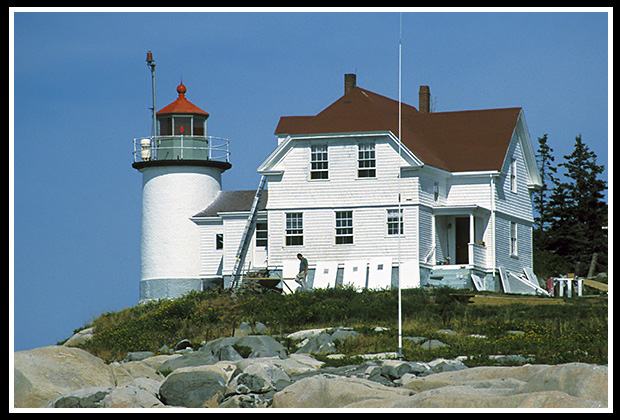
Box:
xmin=275 ymin=87 xmax=521 ymax=172
xmin=157 ymin=83 xmax=209 ymax=116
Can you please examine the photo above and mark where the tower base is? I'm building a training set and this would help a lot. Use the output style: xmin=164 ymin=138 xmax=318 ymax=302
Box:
xmin=139 ymin=277 xmax=223 ymax=304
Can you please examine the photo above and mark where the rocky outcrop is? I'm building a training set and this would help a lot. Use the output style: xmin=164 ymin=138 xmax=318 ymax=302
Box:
xmin=13 ymin=330 xmax=609 ymax=409
xmin=14 ymin=346 xmax=116 ymax=408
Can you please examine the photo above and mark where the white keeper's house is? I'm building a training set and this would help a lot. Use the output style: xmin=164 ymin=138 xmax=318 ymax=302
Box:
xmin=133 ymin=74 xmax=546 ymax=303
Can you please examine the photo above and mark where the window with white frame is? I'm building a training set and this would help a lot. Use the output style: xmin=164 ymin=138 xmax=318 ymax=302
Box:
xmin=358 ymin=143 xmax=376 ymax=178
xmin=387 ymin=209 xmax=403 ymax=235
xmin=335 ymin=211 xmax=353 ymax=244
xmin=510 ymin=221 xmax=518 ymax=256
xmin=510 ymin=158 xmax=517 ymax=192
xmin=255 ymin=221 xmax=268 ymax=247
xmin=310 ymin=145 xmax=328 ymax=179
xmin=286 ymin=213 xmax=303 ymax=246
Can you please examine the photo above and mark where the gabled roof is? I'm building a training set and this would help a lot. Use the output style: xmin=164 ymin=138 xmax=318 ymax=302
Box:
xmin=274 ymin=87 xmax=522 ymax=173
xmin=157 ymin=83 xmax=209 ymax=116
xmin=194 ymin=190 xmax=267 ymax=218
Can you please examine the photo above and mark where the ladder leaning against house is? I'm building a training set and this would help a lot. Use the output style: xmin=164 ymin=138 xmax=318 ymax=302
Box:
xmin=231 ymin=175 xmax=267 ymax=289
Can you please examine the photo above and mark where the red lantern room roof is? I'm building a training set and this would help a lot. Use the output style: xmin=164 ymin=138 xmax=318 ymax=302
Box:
xmin=157 ymin=83 xmax=210 ymax=117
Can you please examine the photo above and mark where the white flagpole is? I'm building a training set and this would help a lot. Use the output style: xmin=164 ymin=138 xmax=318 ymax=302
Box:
xmin=397 ymin=12 xmax=403 ymax=360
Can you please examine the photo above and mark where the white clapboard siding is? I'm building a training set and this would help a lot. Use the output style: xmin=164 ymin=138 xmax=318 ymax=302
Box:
xmin=198 ymin=222 xmax=224 ymax=277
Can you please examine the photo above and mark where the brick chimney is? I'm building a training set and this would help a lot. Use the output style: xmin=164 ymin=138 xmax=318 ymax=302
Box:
xmin=419 ymin=85 xmax=430 ymax=113
xmin=344 ymin=74 xmax=357 ymax=95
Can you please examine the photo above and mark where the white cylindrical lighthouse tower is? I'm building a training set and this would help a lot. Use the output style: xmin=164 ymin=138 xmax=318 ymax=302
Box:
xmin=132 ymin=81 xmax=231 ymax=303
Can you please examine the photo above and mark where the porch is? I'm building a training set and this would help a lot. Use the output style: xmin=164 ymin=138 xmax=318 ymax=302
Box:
xmin=430 ymin=205 xmax=492 ymax=273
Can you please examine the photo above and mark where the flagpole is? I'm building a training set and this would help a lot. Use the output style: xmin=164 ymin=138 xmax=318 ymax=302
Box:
xmin=397 ymin=12 xmax=403 ymax=361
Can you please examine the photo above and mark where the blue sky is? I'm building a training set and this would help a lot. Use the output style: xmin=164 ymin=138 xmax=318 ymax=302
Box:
xmin=11 ymin=9 xmax=610 ymax=352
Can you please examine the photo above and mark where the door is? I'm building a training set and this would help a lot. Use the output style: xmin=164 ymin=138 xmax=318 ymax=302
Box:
xmin=455 ymin=217 xmax=469 ymax=265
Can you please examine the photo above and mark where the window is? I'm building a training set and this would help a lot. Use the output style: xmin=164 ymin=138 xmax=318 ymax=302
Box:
xmin=358 ymin=143 xmax=376 ymax=178
xmin=216 ymin=233 xmax=224 ymax=250
xmin=286 ymin=213 xmax=303 ymax=246
xmin=174 ymin=117 xmax=191 ymax=135
xmin=335 ymin=211 xmax=353 ymax=244
xmin=434 ymin=182 xmax=439 ymax=202
xmin=387 ymin=209 xmax=403 ymax=235
xmin=510 ymin=159 xmax=517 ymax=192
xmin=159 ymin=117 xmax=172 ymax=135
xmin=310 ymin=145 xmax=328 ymax=179
xmin=255 ymin=222 xmax=268 ymax=247
xmin=510 ymin=221 xmax=518 ymax=256
xmin=193 ymin=116 xmax=206 ymax=136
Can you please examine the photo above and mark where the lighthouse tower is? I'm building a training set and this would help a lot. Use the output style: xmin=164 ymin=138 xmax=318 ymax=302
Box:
xmin=132 ymin=81 xmax=231 ymax=303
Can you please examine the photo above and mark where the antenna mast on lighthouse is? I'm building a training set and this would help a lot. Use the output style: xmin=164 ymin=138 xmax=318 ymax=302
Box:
xmin=146 ymin=50 xmax=157 ymax=137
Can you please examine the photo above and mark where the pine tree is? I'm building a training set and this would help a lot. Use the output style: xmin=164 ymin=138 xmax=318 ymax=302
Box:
xmin=533 ymin=133 xmax=558 ymax=249
xmin=547 ymin=135 xmax=607 ymax=274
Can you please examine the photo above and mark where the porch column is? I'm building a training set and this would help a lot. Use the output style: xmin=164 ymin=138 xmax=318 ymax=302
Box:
xmin=469 ymin=213 xmax=475 ymax=265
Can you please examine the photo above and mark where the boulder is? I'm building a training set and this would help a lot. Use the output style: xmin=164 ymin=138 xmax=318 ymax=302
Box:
xmin=124 ymin=351 xmax=154 ymax=362
xmin=47 ymin=386 xmax=113 ymax=408
xmin=102 ymin=378 xmax=165 ymax=408
xmin=427 ymin=357 xmax=469 ymax=374
xmin=330 ymin=329 xmax=359 ymax=342
xmin=295 ymin=333 xmax=336 ymax=355
xmin=234 ymin=359 xmax=291 ymax=391
xmin=237 ymin=335 xmax=287 ymax=358
xmin=63 ymin=327 xmax=94 ymax=347
xmin=158 ymin=362 xmax=236 ymax=408
xmin=286 ymin=328 xmax=328 ymax=341
xmin=157 ymin=351 xmax=218 ymax=374
xmin=201 ymin=335 xmax=286 ymax=360
xmin=379 ymin=360 xmax=414 ymax=380
xmin=398 ymin=363 xmax=608 ymax=408
xmin=403 ymin=364 xmax=549 ymax=393
xmin=233 ymin=321 xmax=253 ymax=338
xmin=513 ymin=363 xmax=608 ymax=404
xmin=419 ymin=339 xmax=447 ymax=349
xmin=219 ymin=393 xmax=272 ymax=408
xmin=111 ymin=359 xmax=165 ymax=386
xmin=272 ymin=374 xmax=412 ymax=408
xmin=14 ymin=346 xmax=116 ymax=408
xmin=253 ymin=322 xmax=270 ymax=335
xmin=348 ymin=385 xmax=605 ymax=408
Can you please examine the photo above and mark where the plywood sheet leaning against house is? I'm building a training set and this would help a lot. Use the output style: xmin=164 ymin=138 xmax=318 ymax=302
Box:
xmin=343 ymin=260 xmax=368 ymax=290
xmin=368 ymin=257 xmax=392 ymax=290
xmin=470 ymin=272 xmax=486 ymax=291
xmin=281 ymin=259 xmax=301 ymax=294
xmin=313 ymin=261 xmax=338 ymax=289
xmin=399 ymin=260 xmax=420 ymax=289
xmin=499 ymin=266 xmax=549 ymax=296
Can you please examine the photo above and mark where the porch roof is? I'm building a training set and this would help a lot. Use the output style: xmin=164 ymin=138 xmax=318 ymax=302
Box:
xmin=433 ymin=205 xmax=491 ymax=216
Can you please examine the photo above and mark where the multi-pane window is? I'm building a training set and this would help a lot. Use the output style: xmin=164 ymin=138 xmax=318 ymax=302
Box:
xmin=510 ymin=221 xmax=518 ymax=256
xmin=387 ymin=209 xmax=403 ymax=235
xmin=358 ymin=143 xmax=376 ymax=178
xmin=255 ymin=222 xmax=268 ymax=247
xmin=310 ymin=145 xmax=328 ymax=179
xmin=286 ymin=213 xmax=303 ymax=246
xmin=335 ymin=211 xmax=353 ymax=244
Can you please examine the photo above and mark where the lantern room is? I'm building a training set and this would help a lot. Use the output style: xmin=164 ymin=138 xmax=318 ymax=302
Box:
xmin=156 ymin=83 xmax=209 ymax=136
xmin=132 ymin=83 xmax=230 ymax=169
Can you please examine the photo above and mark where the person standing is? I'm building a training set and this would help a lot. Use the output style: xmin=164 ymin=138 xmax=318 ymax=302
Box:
xmin=295 ymin=253 xmax=309 ymax=291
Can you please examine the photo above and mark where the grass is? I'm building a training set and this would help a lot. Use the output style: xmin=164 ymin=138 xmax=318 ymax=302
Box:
xmin=72 ymin=286 xmax=608 ymax=367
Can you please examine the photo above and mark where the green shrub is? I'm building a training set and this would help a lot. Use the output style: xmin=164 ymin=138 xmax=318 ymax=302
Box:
xmin=76 ymin=286 xmax=607 ymax=365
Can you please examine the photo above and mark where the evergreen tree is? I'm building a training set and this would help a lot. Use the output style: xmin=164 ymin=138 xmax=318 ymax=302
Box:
xmin=547 ymin=135 xmax=607 ymax=274
xmin=533 ymin=133 xmax=558 ymax=249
